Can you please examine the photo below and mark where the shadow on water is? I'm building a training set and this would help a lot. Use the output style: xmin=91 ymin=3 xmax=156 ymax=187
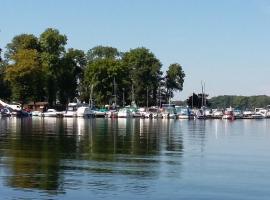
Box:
xmin=0 ymin=117 xmax=184 ymax=195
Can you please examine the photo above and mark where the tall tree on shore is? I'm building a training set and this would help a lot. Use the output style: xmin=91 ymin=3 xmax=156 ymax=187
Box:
xmin=39 ymin=28 xmax=67 ymax=106
xmin=5 ymin=34 xmax=40 ymax=61
xmin=84 ymin=46 xmax=129 ymax=106
xmin=165 ymin=63 xmax=185 ymax=102
xmin=57 ymin=49 xmax=86 ymax=105
xmin=5 ymin=49 xmax=43 ymax=105
xmin=122 ymin=47 xmax=162 ymax=106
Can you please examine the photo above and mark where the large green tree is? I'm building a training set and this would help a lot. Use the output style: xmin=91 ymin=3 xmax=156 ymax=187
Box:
xmin=5 ymin=34 xmax=40 ymax=60
xmin=39 ymin=28 xmax=67 ymax=106
xmin=122 ymin=47 xmax=162 ymax=106
xmin=5 ymin=49 xmax=43 ymax=105
xmin=85 ymin=46 xmax=129 ymax=106
xmin=57 ymin=48 xmax=86 ymax=105
xmin=165 ymin=63 xmax=185 ymax=102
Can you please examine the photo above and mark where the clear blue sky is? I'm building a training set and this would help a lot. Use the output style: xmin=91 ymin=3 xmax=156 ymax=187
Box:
xmin=1 ymin=0 xmax=270 ymax=100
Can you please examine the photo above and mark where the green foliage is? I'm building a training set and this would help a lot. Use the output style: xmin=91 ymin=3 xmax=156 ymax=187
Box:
xmin=0 ymin=62 xmax=12 ymax=100
xmin=5 ymin=34 xmax=40 ymax=60
xmin=122 ymin=47 xmax=162 ymax=106
xmin=2 ymin=30 xmax=185 ymax=107
xmin=85 ymin=56 xmax=129 ymax=105
xmin=186 ymin=93 xmax=210 ymax=108
xmin=165 ymin=63 xmax=185 ymax=101
xmin=39 ymin=28 xmax=67 ymax=56
xmin=209 ymin=95 xmax=270 ymax=109
xmin=87 ymin=46 xmax=121 ymax=62
xmin=39 ymin=28 xmax=67 ymax=106
xmin=5 ymin=49 xmax=43 ymax=104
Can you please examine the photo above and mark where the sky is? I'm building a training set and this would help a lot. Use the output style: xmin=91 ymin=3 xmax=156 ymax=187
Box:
xmin=1 ymin=0 xmax=270 ymax=100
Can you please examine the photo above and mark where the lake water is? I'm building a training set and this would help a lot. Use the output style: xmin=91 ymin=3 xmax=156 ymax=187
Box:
xmin=0 ymin=117 xmax=270 ymax=200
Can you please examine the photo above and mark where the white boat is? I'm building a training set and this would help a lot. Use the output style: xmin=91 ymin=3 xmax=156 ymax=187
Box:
xmin=118 ymin=108 xmax=132 ymax=118
xmin=31 ymin=111 xmax=42 ymax=116
xmin=42 ymin=109 xmax=61 ymax=117
xmin=175 ymin=106 xmax=190 ymax=119
xmin=161 ymin=105 xmax=177 ymax=119
xmin=251 ymin=113 xmax=264 ymax=119
xmin=254 ymin=108 xmax=267 ymax=118
xmin=64 ymin=103 xmax=78 ymax=117
xmin=212 ymin=109 xmax=224 ymax=119
xmin=77 ymin=107 xmax=94 ymax=117
xmin=147 ymin=107 xmax=162 ymax=118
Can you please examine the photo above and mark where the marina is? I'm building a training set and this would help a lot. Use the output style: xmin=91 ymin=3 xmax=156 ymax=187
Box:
xmin=0 ymin=117 xmax=270 ymax=199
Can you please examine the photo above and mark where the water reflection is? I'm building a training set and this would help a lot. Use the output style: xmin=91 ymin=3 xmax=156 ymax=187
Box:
xmin=0 ymin=118 xmax=184 ymax=194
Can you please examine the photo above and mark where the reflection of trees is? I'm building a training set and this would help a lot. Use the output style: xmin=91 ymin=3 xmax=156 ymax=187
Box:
xmin=86 ymin=118 xmax=161 ymax=156
xmin=4 ymin=118 xmax=79 ymax=192
xmin=0 ymin=117 xmax=185 ymax=193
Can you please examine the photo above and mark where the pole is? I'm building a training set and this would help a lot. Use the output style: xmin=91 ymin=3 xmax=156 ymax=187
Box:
xmin=122 ymin=88 xmax=125 ymax=107
xmin=146 ymin=86 xmax=149 ymax=108
xmin=113 ymin=77 xmax=117 ymax=107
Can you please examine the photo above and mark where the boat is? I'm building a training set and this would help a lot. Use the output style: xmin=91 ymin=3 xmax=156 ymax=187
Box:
xmin=42 ymin=109 xmax=62 ymax=117
xmin=93 ymin=108 xmax=107 ymax=118
xmin=118 ymin=108 xmax=132 ymax=118
xmin=196 ymin=108 xmax=206 ymax=119
xmin=161 ymin=104 xmax=177 ymax=119
xmin=63 ymin=103 xmax=78 ymax=117
xmin=147 ymin=107 xmax=162 ymax=118
xmin=233 ymin=109 xmax=243 ymax=119
xmin=222 ymin=107 xmax=235 ymax=120
xmin=176 ymin=106 xmax=190 ymax=119
xmin=0 ymin=107 xmax=12 ymax=117
xmin=31 ymin=111 xmax=42 ymax=116
xmin=212 ymin=109 xmax=224 ymax=119
xmin=77 ymin=106 xmax=94 ymax=117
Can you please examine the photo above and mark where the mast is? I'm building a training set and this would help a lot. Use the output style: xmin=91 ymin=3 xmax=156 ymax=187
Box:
xmin=113 ymin=76 xmax=117 ymax=107
xmin=201 ymin=81 xmax=204 ymax=107
xmin=89 ymin=84 xmax=93 ymax=109
xmin=146 ymin=86 xmax=149 ymax=108
xmin=132 ymin=84 xmax=135 ymax=103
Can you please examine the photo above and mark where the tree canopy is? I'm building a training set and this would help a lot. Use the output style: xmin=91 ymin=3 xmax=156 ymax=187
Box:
xmin=1 ymin=29 xmax=185 ymax=108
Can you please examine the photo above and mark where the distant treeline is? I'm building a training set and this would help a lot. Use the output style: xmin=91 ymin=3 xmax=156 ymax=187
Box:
xmin=209 ymin=95 xmax=270 ymax=109
xmin=176 ymin=94 xmax=270 ymax=109
xmin=0 ymin=28 xmax=185 ymax=107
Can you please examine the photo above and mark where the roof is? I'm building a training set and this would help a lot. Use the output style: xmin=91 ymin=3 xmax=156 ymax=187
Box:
xmin=27 ymin=102 xmax=48 ymax=106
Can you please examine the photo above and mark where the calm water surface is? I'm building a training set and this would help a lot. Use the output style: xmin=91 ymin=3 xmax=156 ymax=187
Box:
xmin=0 ymin=117 xmax=270 ymax=200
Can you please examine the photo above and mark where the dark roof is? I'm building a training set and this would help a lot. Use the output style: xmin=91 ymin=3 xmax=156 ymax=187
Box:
xmin=27 ymin=102 xmax=48 ymax=106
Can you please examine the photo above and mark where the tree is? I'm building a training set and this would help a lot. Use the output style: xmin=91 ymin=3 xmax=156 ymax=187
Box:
xmin=0 ymin=61 xmax=12 ymax=100
xmin=86 ymin=46 xmax=121 ymax=62
xmin=186 ymin=93 xmax=210 ymax=108
xmin=39 ymin=28 xmax=67 ymax=106
xmin=5 ymin=49 xmax=43 ymax=105
xmin=122 ymin=47 xmax=162 ymax=106
xmin=84 ymin=46 xmax=130 ymax=106
xmin=165 ymin=63 xmax=185 ymax=102
xmin=56 ymin=49 xmax=86 ymax=105
xmin=5 ymin=34 xmax=40 ymax=61
xmin=84 ymin=58 xmax=129 ymax=106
